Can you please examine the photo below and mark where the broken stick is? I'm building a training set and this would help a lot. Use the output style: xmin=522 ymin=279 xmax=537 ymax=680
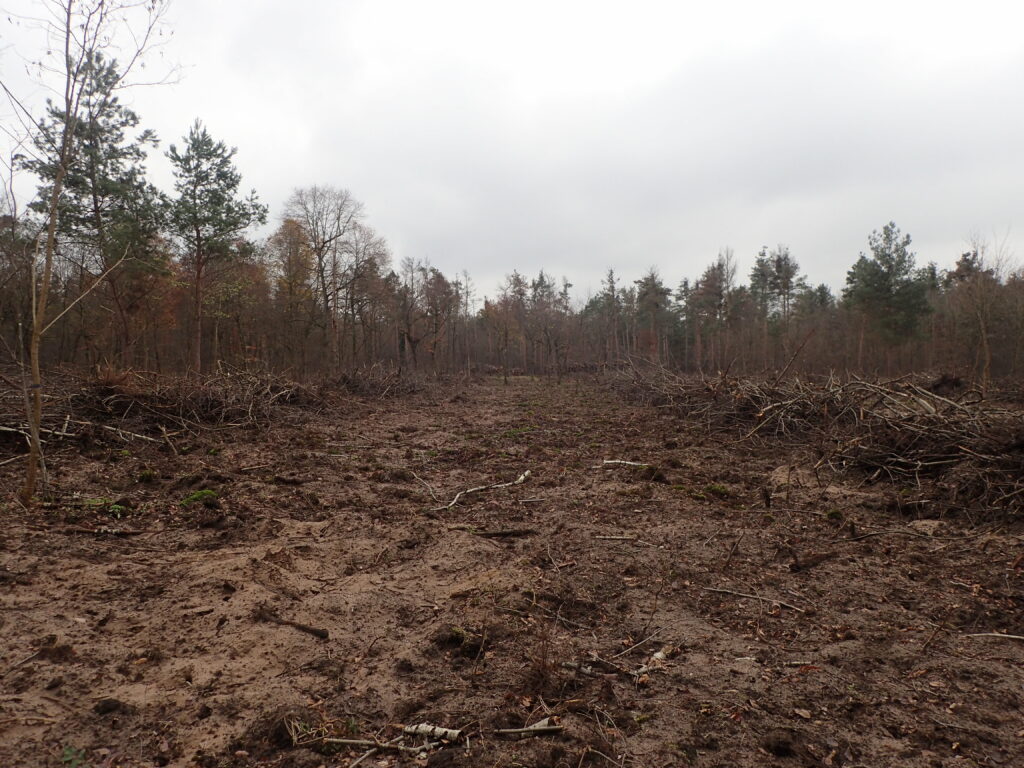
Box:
xmin=495 ymin=717 xmax=565 ymax=737
xmin=632 ymin=644 xmax=678 ymax=678
xmin=701 ymin=587 xmax=805 ymax=613
xmin=432 ymin=470 xmax=531 ymax=511
xmin=403 ymin=723 xmax=463 ymax=741
xmin=448 ymin=526 xmax=538 ymax=538
xmin=965 ymin=632 xmax=1024 ymax=642
xmin=254 ymin=606 xmax=329 ymax=639
xmin=323 ymin=737 xmax=440 ymax=755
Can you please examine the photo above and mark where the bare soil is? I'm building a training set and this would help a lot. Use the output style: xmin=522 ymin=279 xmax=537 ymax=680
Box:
xmin=2 ymin=376 xmax=1022 ymax=767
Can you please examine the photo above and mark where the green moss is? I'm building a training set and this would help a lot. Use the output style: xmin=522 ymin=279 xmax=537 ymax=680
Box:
xmin=702 ymin=484 xmax=732 ymax=499
xmin=500 ymin=425 xmax=537 ymax=439
xmin=181 ymin=489 xmax=219 ymax=508
xmin=61 ymin=746 xmax=89 ymax=768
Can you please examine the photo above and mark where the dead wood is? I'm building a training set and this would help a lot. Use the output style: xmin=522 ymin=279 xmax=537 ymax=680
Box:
xmin=495 ymin=717 xmax=565 ymax=737
xmin=321 ymin=737 xmax=441 ymax=754
xmin=402 ymin=722 xmax=463 ymax=741
xmin=332 ymin=364 xmax=423 ymax=399
xmin=0 ymin=366 xmax=322 ymax=460
xmin=610 ymin=629 xmax=663 ymax=659
xmin=59 ymin=526 xmax=148 ymax=537
xmin=629 ymin=644 xmax=677 ymax=679
xmin=432 ymin=470 xmax=531 ymax=511
xmin=617 ymin=362 xmax=1024 ymax=519
xmin=253 ymin=605 xmax=330 ymax=640
xmin=701 ymin=587 xmax=806 ymax=613
xmin=448 ymin=526 xmax=539 ymax=538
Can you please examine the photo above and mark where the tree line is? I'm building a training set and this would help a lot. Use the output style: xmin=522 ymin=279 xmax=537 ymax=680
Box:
xmin=2 ymin=41 xmax=1022 ymax=385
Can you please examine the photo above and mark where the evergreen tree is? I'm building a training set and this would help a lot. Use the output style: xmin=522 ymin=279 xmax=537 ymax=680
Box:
xmin=844 ymin=222 xmax=930 ymax=351
xmin=634 ymin=268 xmax=672 ymax=361
xmin=167 ymin=120 xmax=267 ymax=372
xmin=24 ymin=52 xmax=166 ymax=364
xmin=769 ymin=245 xmax=803 ymax=325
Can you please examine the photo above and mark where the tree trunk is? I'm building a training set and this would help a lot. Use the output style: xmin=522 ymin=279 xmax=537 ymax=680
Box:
xmin=977 ymin=310 xmax=991 ymax=390
xmin=20 ymin=148 xmax=71 ymax=503
xmin=192 ymin=256 xmax=204 ymax=374
xmin=856 ymin=316 xmax=865 ymax=371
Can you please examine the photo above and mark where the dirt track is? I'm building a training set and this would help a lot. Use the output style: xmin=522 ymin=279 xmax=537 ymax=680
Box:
xmin=2 ymin=376 xmax=1022 ymax=767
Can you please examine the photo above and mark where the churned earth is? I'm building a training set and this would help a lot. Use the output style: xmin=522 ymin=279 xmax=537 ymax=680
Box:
xmin=2 ymin=375 xmax=1022 ymax=767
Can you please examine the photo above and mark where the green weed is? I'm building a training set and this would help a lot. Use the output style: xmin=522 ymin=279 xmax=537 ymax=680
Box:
xmin=702 ymin=484 xmax=732 ymax=499
xmin=61 ymin=747 xmax=89 ymax=768
xmin=181 ymin=489 xmax=219 ymax=508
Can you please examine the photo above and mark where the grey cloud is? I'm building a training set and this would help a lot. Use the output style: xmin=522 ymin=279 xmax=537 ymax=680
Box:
xmin=6 ymin=0 xmax=1022 ymax=299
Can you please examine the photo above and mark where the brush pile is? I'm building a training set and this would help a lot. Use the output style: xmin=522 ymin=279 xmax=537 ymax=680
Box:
xmin=331 ymin=363 xmax=423 ymax=399
xmin=1 ymin=365 xmax=318 ymax=454
xmin=619 ymin=362 xmax=1024 ymax=517
xmin=77 ymin=365 xmax=319 ymax=433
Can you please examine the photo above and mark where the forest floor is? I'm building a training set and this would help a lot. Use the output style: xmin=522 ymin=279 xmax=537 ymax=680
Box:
xmin=1 ymin=375 xmax=1023 ymax=768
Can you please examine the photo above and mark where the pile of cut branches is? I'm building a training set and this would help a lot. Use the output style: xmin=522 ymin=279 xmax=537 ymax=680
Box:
xmin=618 ymin=362 xmax=1024 ymax=517
xmin=0 ymin=365 xmax=319 ymax=456
xmin=71 ymin=365 xmax=319 ymax=433
xmin=330 ymin=363 xmax=424 ymax=399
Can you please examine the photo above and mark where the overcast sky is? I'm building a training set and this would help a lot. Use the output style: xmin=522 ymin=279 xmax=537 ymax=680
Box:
xmin=3 ymin=0 xmax=1023 ymax=301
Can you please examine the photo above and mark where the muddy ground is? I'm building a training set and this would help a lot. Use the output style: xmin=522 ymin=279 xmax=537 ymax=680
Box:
xmin=2 ymin=375 xmax=1022 ymax=767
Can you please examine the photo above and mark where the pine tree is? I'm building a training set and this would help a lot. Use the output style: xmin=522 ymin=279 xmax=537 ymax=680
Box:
xmin=24 ymin=52 xmax=166 ymax=364
xmin=167 ymin=121 xmax=267 ymax=372
xmin=844 ymin=222 xmax=930 ymax=365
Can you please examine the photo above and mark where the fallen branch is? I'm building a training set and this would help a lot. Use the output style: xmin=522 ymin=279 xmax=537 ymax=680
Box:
xmin=347 ymin=736 xmax=403 ymax=768
xmin=610 ymin=628 xmax=663 ymax=659
xmin=495 ymin=717 xmax=564 ymax=737
xmin=70 ymin=419 xmax=163 ymax=443
xmin=722 ymin=532 xmax=745 ymax=571
xmin=403 ymin=723 xmax=463 ymax=741
xmin=254 ymin=606 xmax=330 ymax=639
xmin=1 ymin=420 xmax=161 ymax=444
xmin=632 ymin=644 xmax=678 ymax=678
xmin=448 ymin=526 xmax=538 ymax=538
xmin=840 ymin=529 xmax=937 ymax=542
xmin=562 ymin=655 xmax=632 ymax=679
xmin=322 ymin=737 xmax=440 ymax=755
xmin=561 ymin=661 xmax=602 ymax=677
xmin=432 ymin=470 xmax=531 ymax=511
xmin=2 ymin=650 xmax=41 ymax=677
xmin=160 ymin=425 xmax=179 ymax=455
xmin=701 ymin=586 xmax=805 ymax=613
xmin=411 ymin=471 xmax=439 ymax=503
xmin=965 ymin=633 xmax=1024 ymax=642
xmin=59 ymin=526 xmax=148 ymax=537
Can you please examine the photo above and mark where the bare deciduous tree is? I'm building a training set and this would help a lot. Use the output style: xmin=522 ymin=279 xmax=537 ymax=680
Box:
xmin=284 ymin=186 xmax=363 ymax=370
